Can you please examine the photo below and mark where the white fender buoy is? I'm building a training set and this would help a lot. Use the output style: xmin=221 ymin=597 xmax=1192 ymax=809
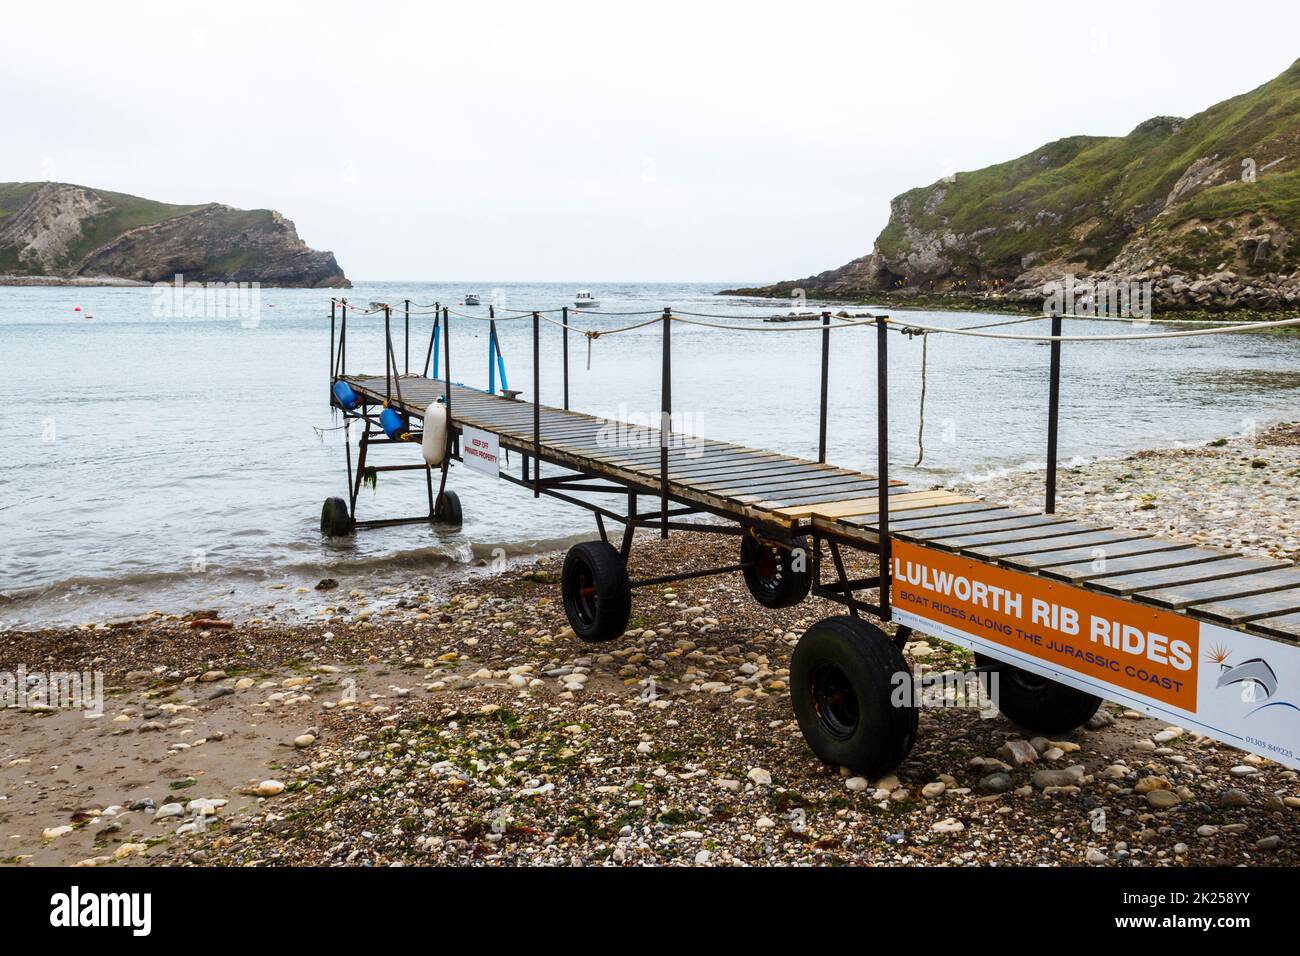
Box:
xmin=422 ymin=399 xmax=448 ymax=467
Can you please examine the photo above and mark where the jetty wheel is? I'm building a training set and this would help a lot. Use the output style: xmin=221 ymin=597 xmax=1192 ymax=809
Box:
xmin=320 ymin=496 xmax=353 ymax=537
xmin=434 ymin=490 xmax=463 ymax=527
xmin=791 ymin=616 xmax=918 ymax=776
xmin=561 ymin=541 xmax=631 ymax=643
xmin=975 ymin=654 xmax=1102 ymax=734
xmin=740 ymin=532 xmax=812 ymax=609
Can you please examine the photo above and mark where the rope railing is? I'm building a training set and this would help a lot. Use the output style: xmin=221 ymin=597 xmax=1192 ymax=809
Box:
xmin=886 ymin=314 xmax=1300 ymax=341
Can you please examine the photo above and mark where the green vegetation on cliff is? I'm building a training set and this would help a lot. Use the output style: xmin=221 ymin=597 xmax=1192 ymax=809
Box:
xmin=0 ymin=182 xmax=348 ymax=287
xmin=731 ymin=58 xmax=1300 ymax=307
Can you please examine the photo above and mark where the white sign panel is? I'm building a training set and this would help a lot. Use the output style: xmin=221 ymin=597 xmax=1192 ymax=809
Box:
xmin=889 ymin=539 xmax=1300 ymax=770
xmin=462 ymin=426 xmax=500 ymax=478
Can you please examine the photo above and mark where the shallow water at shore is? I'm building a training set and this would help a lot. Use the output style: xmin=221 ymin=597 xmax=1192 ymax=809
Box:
xmin=2 ymin=281 xmax=1298 ymax=626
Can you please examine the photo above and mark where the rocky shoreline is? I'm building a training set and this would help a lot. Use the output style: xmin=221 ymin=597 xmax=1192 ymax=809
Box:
xmin=3 ymin=427 xmax=1298 ymax=867
xmin=724 ymin=266 xmax=1300 ymax=316
xmin=0 ymin=274 xmax=150 ymax=287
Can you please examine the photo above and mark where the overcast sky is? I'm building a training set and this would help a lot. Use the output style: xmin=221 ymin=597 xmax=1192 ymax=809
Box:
xmin=3 ymin=1 xmax=1298 ymax=282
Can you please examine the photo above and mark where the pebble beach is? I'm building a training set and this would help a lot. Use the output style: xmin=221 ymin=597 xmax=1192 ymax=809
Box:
xmin=3 ymin=424 xmax=1299 ymax=868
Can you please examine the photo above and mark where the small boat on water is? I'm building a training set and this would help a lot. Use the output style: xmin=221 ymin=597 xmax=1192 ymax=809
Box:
xmin=464 ymin=293 xmax=481 ymax=306
xmin=574 ymin=290 xmax=599 ymax=308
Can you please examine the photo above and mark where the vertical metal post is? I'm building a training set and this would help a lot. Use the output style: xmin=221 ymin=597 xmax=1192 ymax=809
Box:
xmin=442 ymin=307 xmax=452 ymax=412
xmin=434 ymin=305 xmax=453 ymax=510
xmin=424 ymin=303 xmax=439 ymax=377
xmin=875 ymin=316 xmax=892 ymax=621
xmin=1046 ymin=312 xmax=1062 ymax=515
xmin=384 ymin=305 xmax=392 ymax=403
xmin=532 ymin=311 xmax=541 ymax=497
xmin=660 ymin=307 xmax=672 ymax=539
xmin=329 ymin=300 xmax=336 ymax=394
xmin=818 ymin=310 xmax=831 ymax=463
xmin=562 ymin=305 xmax=570 ymax=410
xmin=404 ymin=299 xmax=410 ymax=374
xmin=488 ymin=305 xmax=497 ymax=395
xmin=340 ymin=301 xmax=347 ymax=376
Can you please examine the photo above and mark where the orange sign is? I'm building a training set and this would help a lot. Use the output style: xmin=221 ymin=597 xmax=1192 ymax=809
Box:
xmin=891 ymin=540 xmax=1200 ymax=710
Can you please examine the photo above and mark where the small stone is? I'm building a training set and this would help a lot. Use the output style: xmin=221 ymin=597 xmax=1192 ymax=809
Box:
xmin=1197 ymin=825 xmax=1219 ymax=838
xmin=921 ymin=782 xmax=947 ymax=799
xmin=1134 ymin=776 xmax=1171 ymax=793
xmin=931 ymin=818 xmax=964 ymax=833
xmin=198 ymin=670 xmax=226 ymax=683
xmin=1230 ymin=765 xmax=1260 ymax=777
xmin=42 ymin=826 xmax=74 ymax=839
xmin=1153 ymin=726 xmax=1185 ymax=744
xmin=999 ymin=740 xmax=1038 ymax=766
xmin=256 ymin=780 xmax=285 ymax=796
xmin=293 ymin=734 xmax=316 ymax=748
xmin=1085 ymin=710 xmax=1114 ymax=729
xmin=1032 ymin=765 xmax=1085 ymax=789
xmin=978 ymin=772 xmax=1012 ymax=794
xmin=1219 ymin=788 xmax=1250 ymax=808
xmin=1086 ymin=848 xmax=1108 ymax=864
xmin=845 ymin=776 xmax=869 ymax=792
xmin=1146 ymin=789 xmax=1180 ymax=809
xmin=154 ymin=802 xmax=184 ymax=820
xmin=1256 ymin=835 xmax=1281 ymax=851
xmin=746 ymin=767 xmax=772 ymax=787
xmin=755 ymin=817 xmax=776 ymax=830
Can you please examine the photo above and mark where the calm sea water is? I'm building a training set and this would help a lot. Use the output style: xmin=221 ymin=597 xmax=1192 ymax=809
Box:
xmin=2 ymin=281 xmax=1298 ymax=627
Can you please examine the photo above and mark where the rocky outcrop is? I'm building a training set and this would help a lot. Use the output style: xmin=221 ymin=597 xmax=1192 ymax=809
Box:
xmin=726 ymin=60 xmax=1300 ymax=312
xmin=0 ymin=182 xmax=349 ymax=288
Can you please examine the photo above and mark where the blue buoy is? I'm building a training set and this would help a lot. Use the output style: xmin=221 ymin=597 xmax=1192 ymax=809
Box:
xmin=380 ymin=407 xmax=408 ymax=440
xmin=332 ymin=381 xmax=358 ymax=410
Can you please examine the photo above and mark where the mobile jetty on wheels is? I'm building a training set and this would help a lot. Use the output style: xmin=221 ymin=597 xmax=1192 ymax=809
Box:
xmin=323 ymin=298 xmax=1300 ymax=776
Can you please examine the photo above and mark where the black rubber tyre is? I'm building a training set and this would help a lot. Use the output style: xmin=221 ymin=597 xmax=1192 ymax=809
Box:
xmin=741 ymin=534 xmax=812 ymax=609
xmin=561 ymin=541 xmax=632 ymax=643
xmin=976 ymin=653 xmax=1102 ymax=733
xmin=320 ymin=496 xmax=352 ymax=537
xmin=790 ymin=616 xmax=918 ymax=775
xmin=434 ymin=490 xmax=463 ymax=526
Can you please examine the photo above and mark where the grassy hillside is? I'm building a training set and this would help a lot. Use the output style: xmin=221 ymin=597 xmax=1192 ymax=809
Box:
xmin=879 ymin=58 xmax=1300 ymax=277
xmin=0 ymin=183 xmax=207 ymax=275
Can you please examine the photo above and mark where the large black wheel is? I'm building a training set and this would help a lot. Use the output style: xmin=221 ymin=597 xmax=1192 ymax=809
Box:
xmin=790 ymin=616 xmax=918 ymax=775
xmin=561 ymin=541 xmax=631 ymax=643
xmin=320 ymin=496 xmax=352 ymax=537
xmin=741 ymin=534 xmax=811 ymax=609
xmin=976 ymin=654 xmax=1102 ymax=733
xmin=434 ymin=489 xmax=463 ymax=526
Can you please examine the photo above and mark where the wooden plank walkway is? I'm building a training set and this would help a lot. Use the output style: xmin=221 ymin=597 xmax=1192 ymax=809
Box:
xmin=343 ymin=373 xmax=1300 ymax=644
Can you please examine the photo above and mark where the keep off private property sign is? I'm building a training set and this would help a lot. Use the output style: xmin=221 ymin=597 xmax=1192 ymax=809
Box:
xmin=462 ymin=426 xmax=500 ymax=478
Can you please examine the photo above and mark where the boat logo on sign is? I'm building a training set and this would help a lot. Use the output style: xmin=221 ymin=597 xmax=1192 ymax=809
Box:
xmin=1208 ymin=646 xmax=1296 ymax=716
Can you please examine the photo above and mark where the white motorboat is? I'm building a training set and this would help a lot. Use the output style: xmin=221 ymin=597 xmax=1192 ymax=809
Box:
xmin=574 ymin=290 xmax=599 ymax=308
